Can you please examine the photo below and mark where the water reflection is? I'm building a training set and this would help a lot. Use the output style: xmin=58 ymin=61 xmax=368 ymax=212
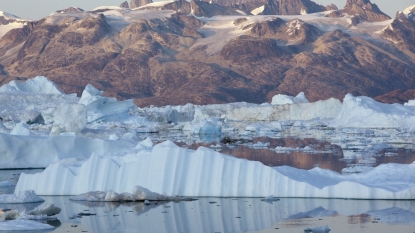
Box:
xmin=32 ymin=196 xmax=415 ymax=233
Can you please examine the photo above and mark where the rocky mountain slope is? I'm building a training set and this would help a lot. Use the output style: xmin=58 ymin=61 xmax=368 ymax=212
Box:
xmin=0 ymin=1 xmax=414 ymax=106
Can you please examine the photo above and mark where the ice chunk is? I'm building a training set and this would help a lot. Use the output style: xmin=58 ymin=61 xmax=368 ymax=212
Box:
xmin=0 ymin=219 xmax=54 ymax=231
xmin=70 ymin=185 xmax=181 ymax=202
xmin=78 ymin=84 xmax=139 ymax=123
xmin=0 ymin=76 xmax=64 ymax=95
xmin=53 ymin=103 xmax=87 ymax=133
xmin=10 ymin=122 xmax=32 ymax=136
xmin=109 ymin=134 xmax=120 ymax=140
xmin=271 ymin=92 xmax=309 ymax=105
xmin=0 ymin=181 xmax=14 ymax=187
xmin=135 ymin=137 xmax=153 ymax=150
xmin=226 ymin=98 xmax=341 ymax=121
xmin=26 ymin=204 xmax=61 ymax=216
xmin=0 ymin=190 xmax=44 ymax=204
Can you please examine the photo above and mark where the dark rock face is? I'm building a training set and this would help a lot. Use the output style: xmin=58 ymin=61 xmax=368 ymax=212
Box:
xmin=55 ymin=7 xmax=84 ymax=14
xmin=204 ymin=0 xmax=327 ymax=15
xmin=190 ymin=0 xmax=243 ymax=17
xmin=246 ymin=18 xmax=322 ymax=44
xmin=130 ymin=0 xmax=153 ymax=9
xmin=139 ymin=0 xmax=191 ymax=13
xmin=374 ymin=89 xmax=415 ymax=104
xmin=325 ymin=4 xmax=338 ymax=11
xmin=278 ymin=0 xmax=326 ymax=15
xmin=407 ymin=6 xmax=415 ymax=21
xmin=120 ymin=1 xmax=129 ymax=8
xmin=0 ymin=16 xmax=16 ymax=25
xmin=261 ymin=0 xmax=280 ymax=15
xmin=381 ymin=12 xmax=415 ymax=53
xmin=220 ymin=35 xmax=291 ymax=63
xmin=341 ymin=0 xmax=390 ymax=22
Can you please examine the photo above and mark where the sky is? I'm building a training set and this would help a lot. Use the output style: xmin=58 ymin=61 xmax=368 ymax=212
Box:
xmin=0 ymin=0 xmax=413 ymax=20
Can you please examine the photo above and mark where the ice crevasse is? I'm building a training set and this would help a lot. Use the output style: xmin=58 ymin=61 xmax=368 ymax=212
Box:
xmin=15 ymin=141 xmax=415 ymax=199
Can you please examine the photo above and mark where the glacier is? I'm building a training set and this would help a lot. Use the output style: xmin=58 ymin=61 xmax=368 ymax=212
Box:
xmin=15 ymin=141 xmax=415 ymax=199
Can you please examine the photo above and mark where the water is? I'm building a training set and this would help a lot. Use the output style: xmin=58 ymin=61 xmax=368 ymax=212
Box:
xmin=2 ymin=196 xmax=414 ymax=233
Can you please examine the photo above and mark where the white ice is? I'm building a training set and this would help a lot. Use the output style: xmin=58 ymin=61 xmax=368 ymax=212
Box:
xmin=0 ymin=190 xmax=44 ymax=204
xmin=0 ymin=219 xmax=54 ymax=231
xmin=15 ymin=141 xmax=415 ymax=199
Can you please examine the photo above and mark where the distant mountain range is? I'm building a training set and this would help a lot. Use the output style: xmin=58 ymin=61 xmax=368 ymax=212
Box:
xmin=0 ymin=0 xmax=415 ymax=106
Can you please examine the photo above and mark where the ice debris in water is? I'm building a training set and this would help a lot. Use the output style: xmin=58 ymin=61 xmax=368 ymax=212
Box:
xmin=70 ymin=185 xmax=194 ymax=202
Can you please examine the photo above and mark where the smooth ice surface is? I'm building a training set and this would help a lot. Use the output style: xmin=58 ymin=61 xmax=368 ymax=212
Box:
xmin=0 ymin=190 xmax=44 ymax=204
xmin=15 ymin=141 xmax=415 ymax=199
xmin=0 ymin=219 xmax=54 ymax=231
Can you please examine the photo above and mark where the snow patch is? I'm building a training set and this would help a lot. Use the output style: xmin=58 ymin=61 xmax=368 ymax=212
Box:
xmin=251 ymin=6 xmax=265 ymax=16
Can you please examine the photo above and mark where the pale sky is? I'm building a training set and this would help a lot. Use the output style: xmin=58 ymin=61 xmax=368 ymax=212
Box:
xmin=0 ymin=0 xmax=413 ymax=20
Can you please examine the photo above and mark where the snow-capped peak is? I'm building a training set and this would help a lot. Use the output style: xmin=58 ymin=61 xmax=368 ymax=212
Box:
xmin=0 ymin=11 xmax=21 ymax=20
xmin=402 ymin=5 xmax=415 ymax=16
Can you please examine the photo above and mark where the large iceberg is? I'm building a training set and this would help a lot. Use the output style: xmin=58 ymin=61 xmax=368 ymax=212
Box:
xmin=15 ymin=141 xmax=415 ymax=199
xmin=330 ymin=94 xmax=415 ymax=128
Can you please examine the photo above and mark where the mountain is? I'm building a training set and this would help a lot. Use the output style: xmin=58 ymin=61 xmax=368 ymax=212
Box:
xmin=0 ymin=3 xmax=414 ymax=106
xmin=130 ymin=0 xmax=153 ymax=9
xmin=203 ymin=0 xmax=335 ymax=15
xmin=327 ymin=0 xmax=390 ymax=22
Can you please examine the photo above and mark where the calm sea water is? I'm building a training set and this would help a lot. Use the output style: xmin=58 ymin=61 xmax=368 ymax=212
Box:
xmin=1 ymin=169 xmax=415 ymax=233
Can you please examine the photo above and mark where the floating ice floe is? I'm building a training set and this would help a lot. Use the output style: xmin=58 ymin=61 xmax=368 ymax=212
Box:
xmin=70 ymin=185 xmax=193 ymax=202
xmin=15 ymin=141 xmax=415 ymax=199
xmin=0 ymin=181 xmax=14 ymax=187
xmin=0 ymin=219 xmax=55 ymax=231
xmin=0 ymin=190 xmax=44 ymax=204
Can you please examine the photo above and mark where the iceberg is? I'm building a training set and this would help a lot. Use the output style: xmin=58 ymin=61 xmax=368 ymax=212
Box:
xmin=271 ymin=92 xmax=309 ymax=105
xmin=0 ymin=190 xmax=44 ymax=204
xmin=330 ymin=94 xmax=415 ymax=128
xmin=226 ymin=98 xmax=342 ymax=121
xmin=15 ymin=141 xmax=415 ymax=199
xmin=0 ymin=219 xmax=54 ymax=231
xmin=79 ymin=84 xmax=145 ymax=124
xmin=0 ymin=76 xmax=64 ymax=95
